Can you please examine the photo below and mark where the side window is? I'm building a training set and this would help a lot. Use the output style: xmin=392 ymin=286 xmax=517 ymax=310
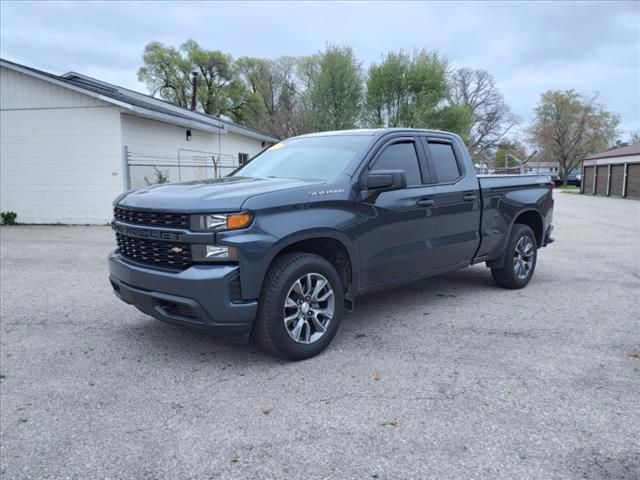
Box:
xmin=373 ymin=142 xmax=422 ymax=186
xmin=428 ymin=142 xmax=461 ymax=183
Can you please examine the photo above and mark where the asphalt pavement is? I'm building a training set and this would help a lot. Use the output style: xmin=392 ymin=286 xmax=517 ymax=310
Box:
xmin=1 ymin=191 xmax=639 ymax=479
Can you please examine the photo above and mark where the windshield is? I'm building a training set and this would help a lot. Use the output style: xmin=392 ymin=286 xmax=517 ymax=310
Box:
xmin=232 ymin=135 xmax=371 ymax=181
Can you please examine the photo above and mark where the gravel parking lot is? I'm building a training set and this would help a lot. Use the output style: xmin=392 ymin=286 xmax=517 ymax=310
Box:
xmin=1 ymin=192 xmax=639 ymax=480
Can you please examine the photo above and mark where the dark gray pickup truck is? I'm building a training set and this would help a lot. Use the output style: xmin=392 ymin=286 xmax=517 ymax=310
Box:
xmin=109 ymin=128 xmax=554 ymax=359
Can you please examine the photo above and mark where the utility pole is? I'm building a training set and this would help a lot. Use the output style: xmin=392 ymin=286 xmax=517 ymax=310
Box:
xmin=505 ymin=146 xmax=509 ymax=172
xmin=190 ymin=71 xmax=198 ymax=111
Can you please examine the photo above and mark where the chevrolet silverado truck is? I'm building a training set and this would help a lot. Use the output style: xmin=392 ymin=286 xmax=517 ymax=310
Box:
xmin=109 ymin=128 xmax=554 ymax=360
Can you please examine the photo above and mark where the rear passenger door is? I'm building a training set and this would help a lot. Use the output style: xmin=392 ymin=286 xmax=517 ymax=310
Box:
xmin=418 ymin=136 xmax=481 ymax=268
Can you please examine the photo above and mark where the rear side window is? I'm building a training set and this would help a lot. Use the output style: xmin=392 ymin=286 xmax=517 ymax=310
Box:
xmin=429 ymin=142 xmax=461 ymax=183
xmin=373 ymin=142 xmax=422 ymax=186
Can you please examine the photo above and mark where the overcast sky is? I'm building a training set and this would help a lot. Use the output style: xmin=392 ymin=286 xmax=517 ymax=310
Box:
xmin=1 ymin=0 xmax=639 ymax=139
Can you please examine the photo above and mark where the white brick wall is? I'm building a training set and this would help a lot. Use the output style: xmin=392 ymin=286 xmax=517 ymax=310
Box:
xmin=121 ymin=114 xmax=266 ymax=163
xmin=1 ymin=66 xmax=123 ymax=224
xmin=121 ymin=114 xmax=267 ymax=189
xmin=0 ymin=66 xmax=106 ymax=110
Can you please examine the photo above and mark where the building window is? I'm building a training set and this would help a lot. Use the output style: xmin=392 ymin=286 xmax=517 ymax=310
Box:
xmin=238 ymin=152 xmax=249 ymax=166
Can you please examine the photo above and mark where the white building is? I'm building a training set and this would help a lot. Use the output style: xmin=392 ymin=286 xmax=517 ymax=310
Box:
xmin=0 ymin=59 xmax=279 ymax=224
xmin=525 ymin=161 xmax=560 ymax=176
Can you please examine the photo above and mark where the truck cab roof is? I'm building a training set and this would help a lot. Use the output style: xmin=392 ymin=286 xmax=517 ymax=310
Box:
xmin=294 ymin=128 xmax=456 ymax=139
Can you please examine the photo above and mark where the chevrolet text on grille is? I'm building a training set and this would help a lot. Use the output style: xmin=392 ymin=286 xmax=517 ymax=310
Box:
xmin=113 ymin=223 xmax=181 ymax=241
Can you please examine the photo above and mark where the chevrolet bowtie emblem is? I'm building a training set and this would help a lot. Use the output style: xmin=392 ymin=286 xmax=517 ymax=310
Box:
xmin=170 ymin=246 xmax=183 ymax=254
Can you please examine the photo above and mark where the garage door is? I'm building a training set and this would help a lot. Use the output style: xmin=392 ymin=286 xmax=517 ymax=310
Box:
xmin=627 ymin=164 xmax=640 ymax=199
xmin=595 ymin=165 xmax=608 ymax=195
xmin=583 ymin=166 xmax=594 ymax=193
xmin=610 ymin=165 xmax=625 ymax=197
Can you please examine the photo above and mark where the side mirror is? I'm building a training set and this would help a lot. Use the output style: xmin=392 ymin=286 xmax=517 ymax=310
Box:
xmin=363 ymin=170 xmax=407 ymax=191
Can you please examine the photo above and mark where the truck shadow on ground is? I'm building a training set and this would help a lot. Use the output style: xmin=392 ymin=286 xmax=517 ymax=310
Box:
xmin=338 ymin=265 xmax=496 ymax=337
xmin=348 ymin=265 xmax=495 ymax=313
xmin=115 ymin=265 xmax=497 ymax=364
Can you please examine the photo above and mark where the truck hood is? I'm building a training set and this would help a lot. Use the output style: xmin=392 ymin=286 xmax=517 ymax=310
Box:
xmin=117 ymin=176 xmax=324 ymax=212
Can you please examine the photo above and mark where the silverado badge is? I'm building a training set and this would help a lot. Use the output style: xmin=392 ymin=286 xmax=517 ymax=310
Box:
xmin=170 ymin=246 xmax=183 ymax=254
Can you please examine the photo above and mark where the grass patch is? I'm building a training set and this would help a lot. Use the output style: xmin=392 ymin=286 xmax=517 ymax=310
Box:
xmin=556 ymin=186 xmax=580 ymax=194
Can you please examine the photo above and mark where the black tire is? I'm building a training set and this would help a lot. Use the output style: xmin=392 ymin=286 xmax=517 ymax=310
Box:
xmin=251 ymin=253 xmax=344 ymax=360
xmin=491 ymin=224 xmax=538 ymax=289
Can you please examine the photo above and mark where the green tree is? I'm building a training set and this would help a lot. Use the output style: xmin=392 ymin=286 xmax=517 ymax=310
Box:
xmin=529 ymin=90 xmax=619 ymax=185
xmin=237 ymin=56 xmax=298 ymax=138
xmin=137 ymin=40 xmax=259 ymax=123
xmin=365 ymin=51 xmax=412 ymax=127
xmin=364 ymin=49 xmax=470 ymax=135
xmin=137 ymin=41 xmax=192 ymax=108
xmin=298 ymin=46 xmax=363 ymax=132
xmin=493 ymin=140 xmax=527 ymax=171
xmin=434 ymin=104 xmax=474 ymax=143
xmin=407 ymin=50 xmax=451 ymax=128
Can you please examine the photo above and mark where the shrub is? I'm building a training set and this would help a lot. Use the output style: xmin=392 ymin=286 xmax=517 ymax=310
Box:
xmin=0 ymin=211 xmax=18 ymax=225
xmin=144 ymin=167 xmax=170 ymax=186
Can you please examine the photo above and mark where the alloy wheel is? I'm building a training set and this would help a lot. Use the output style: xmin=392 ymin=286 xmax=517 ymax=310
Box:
xmin=283 ymin=273 xmax=335 ymax=344
xmin=513 ymin=235 xmax=535 ymax=280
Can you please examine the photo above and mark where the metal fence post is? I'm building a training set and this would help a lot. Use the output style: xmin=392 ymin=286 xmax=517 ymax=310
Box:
xmin=122 ymin=145 xmax=131 ymax=190
xmin=210 ymin=154 xmax=218 ymax=178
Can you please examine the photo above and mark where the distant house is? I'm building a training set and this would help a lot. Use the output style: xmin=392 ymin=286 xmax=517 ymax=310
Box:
xmin=0 ymin=59 xmax=279 ymax=224
xmin=581 ymin=143 xmax=640 ymax=199
xmin=524 ymin=161 xmax=584 ymax=178
xmin=525 ymin=161 xmax=560 ymax=177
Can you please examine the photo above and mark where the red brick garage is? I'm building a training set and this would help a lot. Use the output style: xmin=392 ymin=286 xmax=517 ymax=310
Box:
xmin=581 ymin=144 xmax=640 ymax=199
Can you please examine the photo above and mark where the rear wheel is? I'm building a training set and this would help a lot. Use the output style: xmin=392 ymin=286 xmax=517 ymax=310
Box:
xmin=252 ymin=253 xmax=343 ymax=360
xmin=491 ymin=224 xmax=538 ymax=289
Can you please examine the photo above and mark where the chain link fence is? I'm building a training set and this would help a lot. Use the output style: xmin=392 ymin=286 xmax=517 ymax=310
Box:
xmin=125 ymin=147 xmax=239 ymax=190
xmin=475 ymin=164 xmax=530 ymax=175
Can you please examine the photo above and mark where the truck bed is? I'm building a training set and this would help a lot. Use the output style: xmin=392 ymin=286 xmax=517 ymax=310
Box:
xmin=478 ymin=174 xmax=552 ymax=190
xmin=473 ymin=174 xmax=554 ymax=263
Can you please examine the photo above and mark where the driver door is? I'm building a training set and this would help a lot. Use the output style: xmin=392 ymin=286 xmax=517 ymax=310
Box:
xmin=357 ymin=137 xmax=439 ymax=287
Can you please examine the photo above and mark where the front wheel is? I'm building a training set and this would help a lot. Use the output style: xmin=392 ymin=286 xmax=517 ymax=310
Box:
xmin=252 ymin=253 xmax=344 ymax=360
xmin=491 ymin=224 xmax=538 ymax=289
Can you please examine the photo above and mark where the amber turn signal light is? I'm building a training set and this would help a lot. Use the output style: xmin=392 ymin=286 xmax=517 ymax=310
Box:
xmin=226 ymin=212 xmax=253 ymax=230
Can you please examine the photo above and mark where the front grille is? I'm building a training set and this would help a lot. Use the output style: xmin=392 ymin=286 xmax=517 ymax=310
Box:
xmin=116 ymin=233 xmax=192 ymax=269
xmin=114 ymin=207 xmax=190 ymax=229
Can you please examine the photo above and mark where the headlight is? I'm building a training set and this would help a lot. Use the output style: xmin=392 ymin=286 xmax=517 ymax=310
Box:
xmin=192 ymin=245 xmax=238 ymax=263
xmin=191 ymin=212 xmax=253 ymax=231
xmin=205 ymin=245 xmax=233 ymax=258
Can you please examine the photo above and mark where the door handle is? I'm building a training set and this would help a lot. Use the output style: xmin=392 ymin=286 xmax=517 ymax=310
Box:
xmin=463 ymin=194 xmax=477 ymax=201
xmin=416 ymin=199 xmax=435 ymax=207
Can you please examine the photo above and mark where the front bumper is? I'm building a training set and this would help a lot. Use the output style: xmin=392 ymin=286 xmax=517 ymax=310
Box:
xmin=108 ymin=251 xmax=257 ymax=335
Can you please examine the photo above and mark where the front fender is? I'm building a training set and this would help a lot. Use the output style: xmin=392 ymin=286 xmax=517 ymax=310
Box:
xmin=218 ymin=203 xmax=360 ymax=300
